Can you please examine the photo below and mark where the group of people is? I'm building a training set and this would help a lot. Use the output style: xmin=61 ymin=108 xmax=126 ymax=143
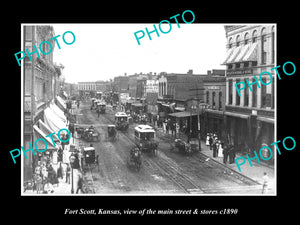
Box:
xmin=32 ymin=154 xmax=59 ymax=194
xmin=206 ymin=133 xmax=236 ymax=164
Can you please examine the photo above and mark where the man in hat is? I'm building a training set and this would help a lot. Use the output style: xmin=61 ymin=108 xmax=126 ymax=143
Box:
xmin=212 ymin=138 xmax=218 ymax=157
xmin=223 ymin=143 xmax=229 ymax=164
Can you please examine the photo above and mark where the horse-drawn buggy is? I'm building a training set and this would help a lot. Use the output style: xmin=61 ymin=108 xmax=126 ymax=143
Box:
xmin=115 ymin=112 xmax=129 ymax=131
xmin=134 ymin=125 xmax=158 ymax=156
xmin=76 ymin=125 xmax=100 ymax=142
xmin=97 ymin=101 xmax=106 ymax=114
xmin=106 ymin=124 xmax=117 ymax=141
xmin=80 ymin=145 xmax=99 ymax=173
xmin=127 ymin=146 xmax=142 ymax=172
xmin=171 ymin=137 xmax=198 ymax=155
xmin=90 ymin=98 xmax=97 ymax=110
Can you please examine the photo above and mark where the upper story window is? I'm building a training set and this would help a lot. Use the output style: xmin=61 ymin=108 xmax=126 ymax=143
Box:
xmin=252 ymin=30 xmax=257 ymax=43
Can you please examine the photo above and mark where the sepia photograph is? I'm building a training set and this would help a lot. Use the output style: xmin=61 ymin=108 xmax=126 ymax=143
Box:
xmin=20 ymin=23 xmax=276 ymax=196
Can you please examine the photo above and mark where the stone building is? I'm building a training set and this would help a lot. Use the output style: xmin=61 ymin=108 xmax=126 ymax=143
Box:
xmin=222 ymin=25 xmax=276 ymax=156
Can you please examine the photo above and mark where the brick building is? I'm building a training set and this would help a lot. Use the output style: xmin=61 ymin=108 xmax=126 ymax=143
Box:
xmin=23 ymin=25 xmax=61 ymax=180
xmin=222 ymin=25 xmax=275 ymax=156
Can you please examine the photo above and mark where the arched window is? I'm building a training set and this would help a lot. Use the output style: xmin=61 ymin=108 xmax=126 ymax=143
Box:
xmin=212 ymin=92 xmax=216 ymax=108
xmin=236 ymin=35 xmax=241 ymax=47
xmin=244 ymin=32 xmax=249 ymax=44
xmin=261 ymin=27 xmax=267 ymax=64
xmin=228 ymin=37 xmax=233 ymax=49
xmin=252 ymin=30 xmax=257 ymax=43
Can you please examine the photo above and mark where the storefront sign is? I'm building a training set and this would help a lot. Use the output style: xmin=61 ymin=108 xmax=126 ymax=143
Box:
xmin=227 ymin=69 xmax=252 ymax=76
xmin=207 ymin=86 xmax=220 ymax=90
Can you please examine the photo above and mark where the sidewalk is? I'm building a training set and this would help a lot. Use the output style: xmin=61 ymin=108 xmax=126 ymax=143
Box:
xmin=155 ymin=127 xmax=275 ymax=194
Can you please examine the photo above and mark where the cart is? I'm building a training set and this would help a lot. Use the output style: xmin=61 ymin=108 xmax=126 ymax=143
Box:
xmin=127 ymin=147 xmax=142 ymax=172
xmin=106 ymin=125 xmax=117 ymax=141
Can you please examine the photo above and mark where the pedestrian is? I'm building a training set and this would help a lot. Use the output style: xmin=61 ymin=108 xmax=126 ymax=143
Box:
xmin=57 ymin=162 xmax=63 ymax=179
xmin=66 ymin=164 xmax=71 ymax=184
xmin=76 ymin=172 xmax=85 ymax=194
xmin=206 ymin=133 xmax=210 ymax=146
xmin=228 ymin=145 xmax=236 ymax=164
xmin=97 ymin=108 xmax=100 ymax=118
xmin=44 ymin=178 xmax=54 ymax=194
xmin=223 ymin=143 xmax=229 ymax=164
xmin=262 ymin=172 xmax=269 ymax=194
xmin=68 ymin=122 xmax=75 ymax=138
xmin=209 ymin=134 xmax=213 ymax=150
xmin=218 ymin=140 xmax=223 ymax=157
xmin=58 ymin=146 xmax=63 ymax=162
xmin=212 ymin=138 xmax=218 ymax=157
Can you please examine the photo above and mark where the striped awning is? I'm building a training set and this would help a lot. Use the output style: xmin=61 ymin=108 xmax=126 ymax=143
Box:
xmin=222 ymin=47 xmax=235 ymax=65
xmin=226 ymin=46 xmax=242 ymax=64
xmin=234 ymin=43 xmax=251 ymax=62
xmin=241 ymin=42 xmax=257 ymax=61
xmin=33 ymin=125 xmax=58 ymax=151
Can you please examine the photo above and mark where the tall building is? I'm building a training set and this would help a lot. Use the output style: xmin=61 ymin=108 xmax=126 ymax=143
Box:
xmin=23 ymin=25 xmax=61 ymax=180
xmin=222 ymin=25 xmax=275 ymax=156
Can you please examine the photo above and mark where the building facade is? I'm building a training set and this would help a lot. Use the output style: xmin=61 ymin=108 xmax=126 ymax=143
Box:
xmin=223 ymin=25 xmax=275 ymax=156
xmin=78 ymin=81 xmax=97 ymax=98
xmin=203 ymin=70 xmax=226 ymax=138
xmin=113 ymin=75 xmax=129 ymax=93
xmin=23 ymin=25 xmax=61 ymax=180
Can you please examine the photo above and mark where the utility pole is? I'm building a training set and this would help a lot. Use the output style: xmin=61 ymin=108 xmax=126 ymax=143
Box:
xmin=189 ymin=84 xmax=205 ymax=151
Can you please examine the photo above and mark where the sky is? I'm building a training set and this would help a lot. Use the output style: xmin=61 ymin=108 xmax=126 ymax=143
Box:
xmin=52 ymin=24 xmax=227 ymax=83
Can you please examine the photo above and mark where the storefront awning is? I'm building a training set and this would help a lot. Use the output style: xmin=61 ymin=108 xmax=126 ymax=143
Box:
xmin=226 ymin=46 xmax=242 ymax=64
xmin=225 ymin=111 xmax=250 ymax=119
xmin=257 ymin=116 xmax=274 ymax=124
xmin=168 ymin=111 xmax=197 ymax=118
xmin=44 ymin=107 xmax=67 ymax=134
xmin=49 ymin=102 xmax=67 ymax=123
xmin=38 ymin=119 xmax=60 ymax=142
xmin=33 ymin=125 xmax=58 ymax=150
xmin=222 ymin=47 xmax=235 ymax=65
xmin=175 ymin=107 xmax=185 ymax=111
xmin=56 ymin=96 xmax=66 ymax=111
xmin=205 ymin=109 xmax=224 ymax=115
xmin=241 ymin=42 xmax=257 ymax=61
xmin=234 ymin=43 xmax=251 ymax=62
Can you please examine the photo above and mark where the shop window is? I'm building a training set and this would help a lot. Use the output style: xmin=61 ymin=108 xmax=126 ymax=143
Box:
xmin=252 ymin=30 xmax=257 ymax=43
xmin=261 ymin=28 xmax=267 ymax=65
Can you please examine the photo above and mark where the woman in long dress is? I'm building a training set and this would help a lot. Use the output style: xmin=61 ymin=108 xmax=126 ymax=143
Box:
xmin=218 ymin=140 xmax=224 ymax=157
xmin=206 ymin=133 xmax=210 ymax=146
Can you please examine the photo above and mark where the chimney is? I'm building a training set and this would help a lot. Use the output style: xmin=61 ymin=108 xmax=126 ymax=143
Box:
xmin=124 ymin=73 xmax=127 ymax=76
xmin=187 ymin=69 xmax=193 ymax=75
xmin=207 ymin=70 xmax=212 ymax=76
